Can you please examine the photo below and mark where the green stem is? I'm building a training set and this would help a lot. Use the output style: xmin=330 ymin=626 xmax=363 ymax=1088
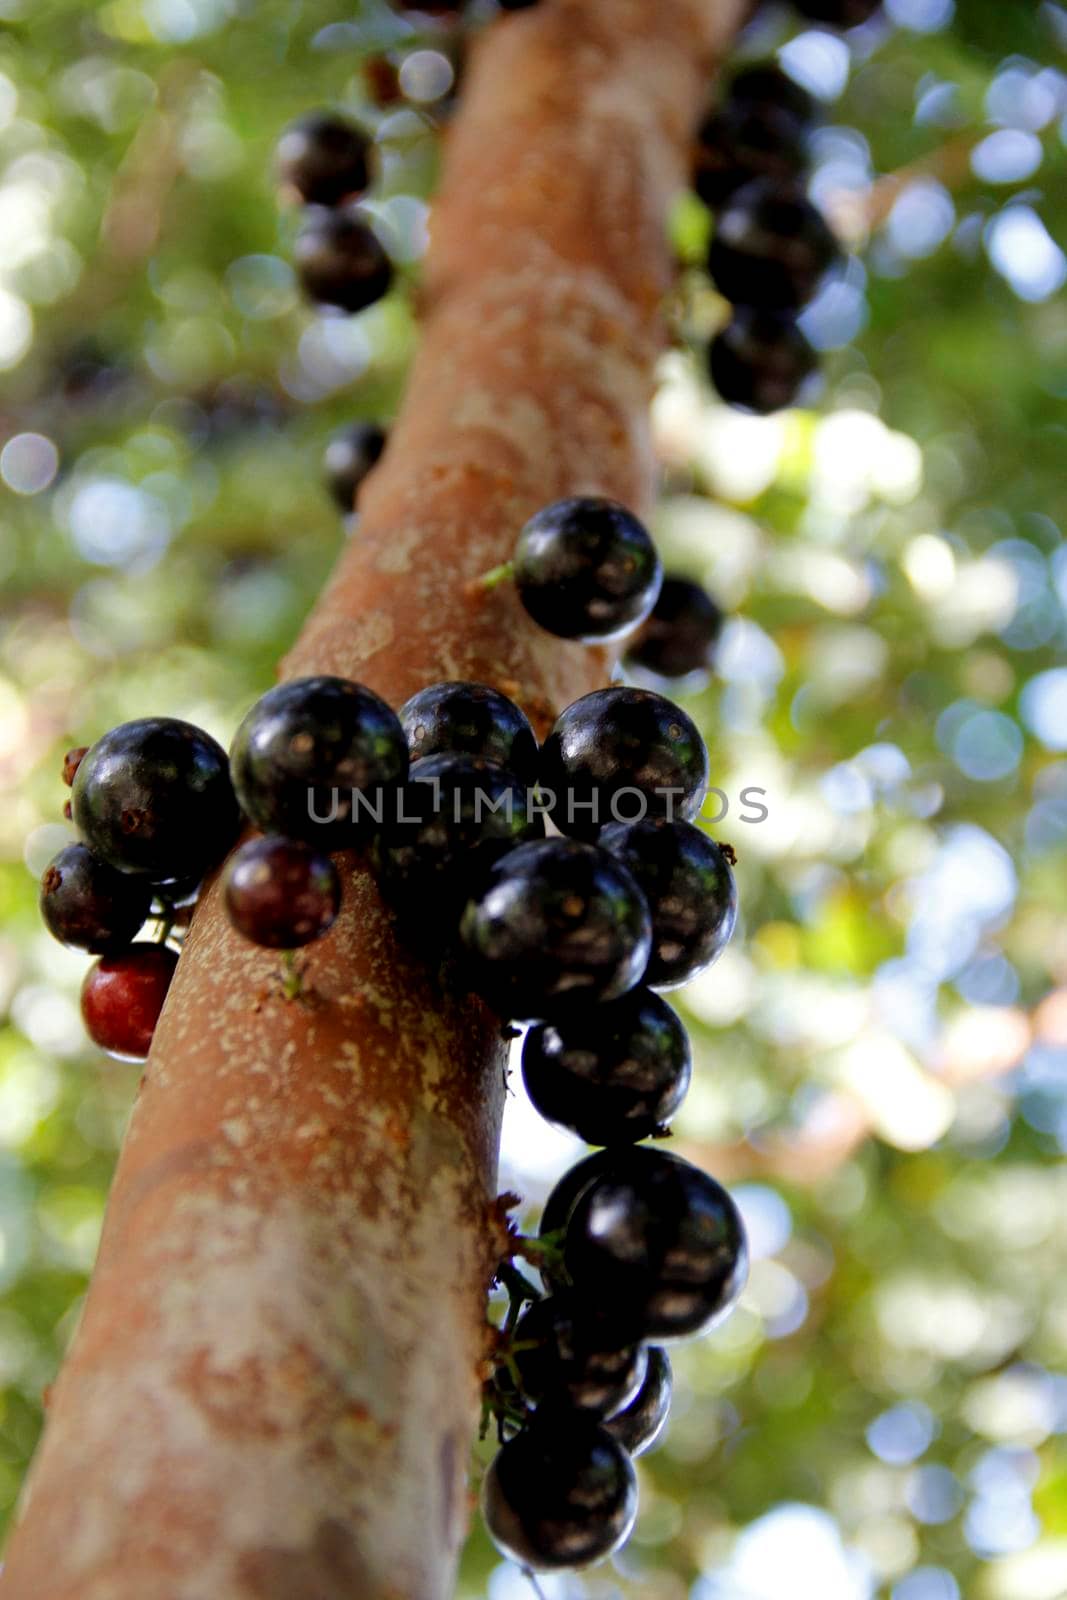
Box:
xmin=478 ymin=560 xmax=515 ymax=591
xmin=280 ymin=950 xmax=303 ymax=1002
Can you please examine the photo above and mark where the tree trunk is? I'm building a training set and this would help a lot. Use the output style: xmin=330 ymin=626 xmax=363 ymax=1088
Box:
xmin=2 ymin=3 xmax=746 ymax=1595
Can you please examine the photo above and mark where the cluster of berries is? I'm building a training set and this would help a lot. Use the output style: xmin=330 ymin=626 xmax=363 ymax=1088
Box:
xmin=277 ymin=112 xmax=393 ymax=316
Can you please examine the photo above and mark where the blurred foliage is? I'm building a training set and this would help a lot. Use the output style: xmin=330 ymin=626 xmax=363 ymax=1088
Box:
xmin=1 ymin=1 xmax=1067 ymax=1598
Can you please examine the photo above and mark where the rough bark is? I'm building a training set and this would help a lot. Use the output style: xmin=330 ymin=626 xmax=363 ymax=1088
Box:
xmin=2 ymin=3 xmax=746 ymax=1596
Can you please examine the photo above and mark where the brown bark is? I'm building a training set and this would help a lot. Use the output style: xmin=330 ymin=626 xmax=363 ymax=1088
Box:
xmin=3 ymin=3 xmax=746 ymax=1596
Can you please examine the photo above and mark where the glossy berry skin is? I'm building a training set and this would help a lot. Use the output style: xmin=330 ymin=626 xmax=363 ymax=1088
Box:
xmin=564 ymin=1146 xmax=749 ymax=1342
xmin=482 ymin=1413 xmax=637 ymax=1572
xmin=377 ymin=753 xmax=542 ymax=918
xmin=230 ymin=676 xmax=408 ymax=849
xmin=40 ymin=843 xmax=151 ymax=953
xmin=72 ymin=719 xmax=240 ymax=881
xmin=694 ymin=102 xmax=807 ymax=211
xmin=514 ymin=497 xmax=662 ymax=642
xmin=223 ymin=836 xmax=340 ymax=949
xmin=81 ymin=942 xmax=179 ymax=1061
xmin=522 ymin=987 xmax=691 ymax=1144
xmin=709 ymin=307 xmax=817 ymax=415
xmin=399 ymin=682 xmax=539 ymax=787
xmin=728 ymin=64 xmax=816 ymax=128
xmin=459 ymin=838 xmax=651 ymax=1023
xmin=294 ymin=209 xmax=393 ymax=313
xmin=539 ymin=687 xmax=708 ymax=839
xmin=794 ymin=0 xmax=881 ymax=25
xmin=323 ymin=422 xmax=385 ymax=512
xmin=709 ymin=179 xmax=839 ymax=311
xmin=276 ymin=112 xmax=370 ymax=207
xmin=604 ymin=1346 xmax=672 ymax=1457
xmin=625 ymin=576 xmax=724 ymax=682
xmin=511 ymin=1293 xmax=647 ymax=1417
xmin=599 ymin=818 xmax=737 ymax=989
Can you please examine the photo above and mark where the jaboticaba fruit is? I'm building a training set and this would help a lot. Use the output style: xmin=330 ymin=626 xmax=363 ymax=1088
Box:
xmin=514 ymin=496 xmax=662 ymax=642
xmin=294 ymin=208 xmax=393 ymax=313
xmin=80 ymin=943 xmax=179 ymax=1061
xmin=40 ymin=843 xmax=151 ymax=953
xmin=276 ymin=112 xmax=371 ymax=207
xmin=223 ymin=836 xmax=341 ymax=949
xmin=604 ymin=1346 xmax=672 ymax=1457
xmin=625 ymin=575 xmax=724 ymax=682
xmin=323 ymin=422 xmax=386 ymax=512
xmin=709 ymin=307 xmax=817 ymax=416
xmin=398 ymin=681 xmax=539 ymax=787
xmin=708 ymin=177 xmax=839 ymax=310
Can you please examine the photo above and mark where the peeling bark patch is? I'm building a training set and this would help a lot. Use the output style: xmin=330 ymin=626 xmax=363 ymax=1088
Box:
xmin=238 ymin=1518 xmax=382 ymax=1600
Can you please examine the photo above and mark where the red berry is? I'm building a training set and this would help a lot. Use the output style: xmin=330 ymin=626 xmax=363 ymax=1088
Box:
xmin=81 ymin=943 xmax=179 ymax=1061
xmin=62 ymin=746 xmax=89 ymax=787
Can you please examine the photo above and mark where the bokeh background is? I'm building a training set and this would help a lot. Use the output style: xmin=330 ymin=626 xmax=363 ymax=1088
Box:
xmin=1 ymin=1 xmax=1066 ymax=1597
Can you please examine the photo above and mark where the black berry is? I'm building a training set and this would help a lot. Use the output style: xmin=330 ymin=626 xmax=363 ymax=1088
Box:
xmin=694 ymin=102 xmax=807 ymax=211
xmin=514 ymin=497 xmax=662 ymax=642
xmin=522 ymin=987 xmax=691 ymax=1144
xmin=276 ymin=112 xmax=371 ymax=207
xmin=40 ymin=844 xmax=151 ymax=954
xmin=539 ymin=687 xmax=708 ymax=839
xmin=294 ymin=209 xmax=393 ymax=313
xmin=482 ymin=1414 xmax=637 ymax=1571
xmin=81 ymin=942 xmax=179 ymax=1061
xmin=794 ymin=0 xmax=881 ymax=25
xmin=563 ymin=1146 xmax=748 ymax=1341
xmin=230 ymin=676 xmax=408 ymax=848
xmin=399 ymin=681 xmax=539 ymax=786
xmin=709 ymin=306 xmax=816 ymax=414
xmin=72 ymin=719 xmax=240 ymax=881
xmin=458 ymin=837 xmax=651 ymax=1022
xmin=728 ymin=64 xmax=816 ymax=128
xmin=599 ymin=818 xmax=736 ymax=989
xmin=223 ymin=836 xmax=341 ymax=949
xmin=604 ymin=1346 xmax=672 ymax=1457
xmin=709 ymin=178 xmax=839 ymax=310
xmin=323 ymin=422 xmax=386 ymax=512
xmin=377 ymin=753 xmax=542 ymax=919
xmin=511 ymin=1292 xmax=647 ymax=1417
xmin=540 ymin=1149 xmax=618 ymax=1245
xmin=625 ymin=576 xmax=724 ymax=681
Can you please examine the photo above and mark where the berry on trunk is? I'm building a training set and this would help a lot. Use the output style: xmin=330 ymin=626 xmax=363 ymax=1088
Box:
xmin=794 ymin=0 xmax=881 ymax=25
xmin=540 ymin=1149 xmax=618 ymax=1244
xmin=40 ymin=843 xmax=152 ymax=954
xmin=599 ymin=818 xmax=737 ymax=989
xmin=230 ymin=676 xmax=408 ymax=849
xmin=521 ymin=987 xmax=691 ymax=1144
xmin=539 ymin=687 xmax=708 ymax=839
xmin=458 ymin=837 xmax=652 ymax=1022
xmin=625 ymin=575 xmax=724 ymax=682
xmin=563 ymin=1146 xmax=748 ymax=1342
xmin=514 ymin=497 xmax=662 ymax=642
xmin=275 ymin=112 xmax=371 ymax=207
xmin=223 ymin=836 xmax=341 ymax=949
xmin=398 ymin=681 xmax=539 ymax=786
xmin=482 ymin=1414 xmax=637 ymax=1571
xmin=323 ymin=422 xmax=386 ymax=512
xmin=510 ymin=1292 xmax=647 ymax=1417
xmin=604 ymin=1346 xmax=672 ymax=1457
xmin=72 ymin=719 xmax=240 ymax=881
xmin=294 ymin=209 xmax=393 ymax=313
xmin=709 ymin=306 xmax=817 ymax=415
xmin=709 ymin=178 xmax=839 ymax=310
xmin=81 ymin=942 xmax=179 ymax=1061
xmin=728 ymin=63 xmax=816 ymax=128
xmin=694 ymin=102 xmax=807 ymax=211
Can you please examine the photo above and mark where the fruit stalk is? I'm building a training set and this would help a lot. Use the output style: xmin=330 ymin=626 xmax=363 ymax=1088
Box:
xmin=2 ymin=1 xmax=748 ymax=1595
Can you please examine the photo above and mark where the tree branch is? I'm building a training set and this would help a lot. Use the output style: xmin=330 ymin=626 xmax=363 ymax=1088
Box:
xmin=2 ymin=3 xmax=747 ymax=1596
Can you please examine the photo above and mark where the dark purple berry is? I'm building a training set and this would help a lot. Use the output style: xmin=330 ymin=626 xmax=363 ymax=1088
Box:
xmin=599 ymin=818 xmax=736 ymax=989
xmin=604 ymin=1346 xmax=672 ymax=1457
xmin=794 ymin=0 xmax=881 ymax=25
xmin=40 ymin=843 xmax=151 ymax=953
xmin=728 ymin=64 xmax=816 ymax=128
xmin=511 ymin=1293 xmax=647 ymax=1417
xmin=81 ymin=942 xmax=178 ymax=1061
xmin=514 ymin=497 xmax=662 ymax=642
xmin=539 ymin=687 xmax=708 ymax=839
xmin=223 ymin=836 xmax=341 ymax=949
xmin=323 ymin=422 xmax=386 ymax=512
xmin=276 ymin=112 xmax=371 ymax=207
xmin=563 ymin=1146 xmax=748 ymax=1342
xmin=458 ymin=838 xmax=652 ymax=1022
xmin=694 ymin=102 xmax=808 ymax=211
xmin=709 ymin=307 xmax=817 ymax=414
xmin=522 ymin=988 xmax=691 ymax=1144
xmin=625 ymin=576 xmax=724 ymax=682
xmin=540 ymin=1149 xmax=618 ymax=1245
xmin=294 ymin=209 xmax=393 ymax=313
xmin=482 ymin=1414 xmax=637 ymax=1571
xmin=229 ymin=676 xmax=408 ymax=849
xmin=709 ymin=178 xmax=839 ymax=310
xmin=72 ymin=719 xmax=240 ymax=881
xmin=377 ymin=753 xmax=542 ymax=920
xmin=398 ymin=682 xmax=539 ymax=786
